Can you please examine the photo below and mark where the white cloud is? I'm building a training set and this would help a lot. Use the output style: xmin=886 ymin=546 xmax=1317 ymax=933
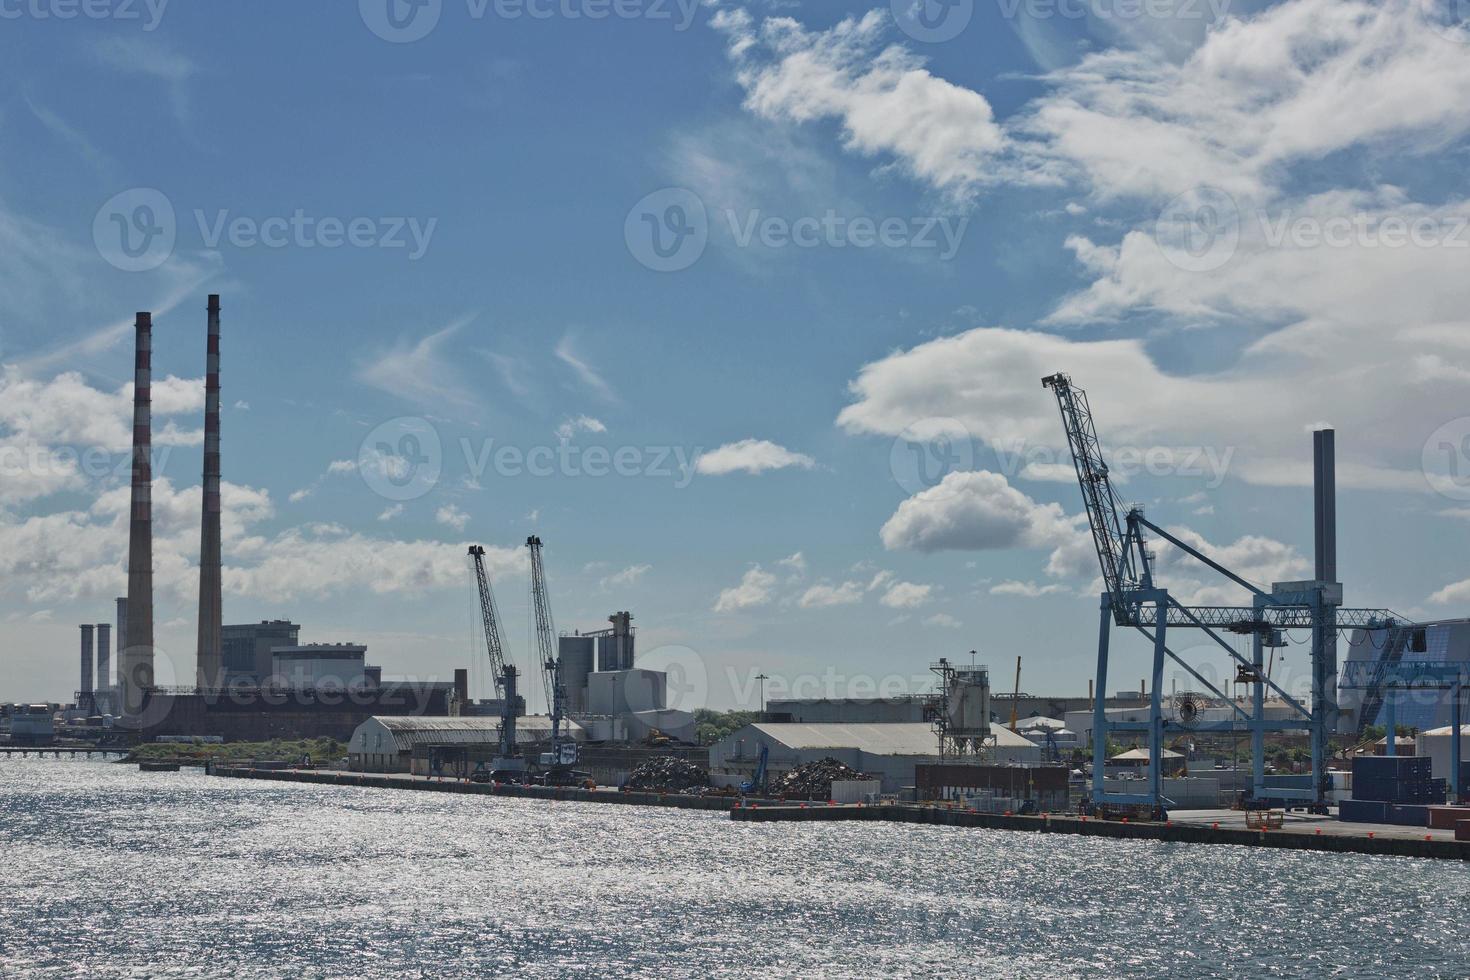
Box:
xmin=1021 ymin=0 xmax=1470 ymax=203
xmin=923 ymin=612 xmax=962 ymax=629
xmin=696 ymin=439 xmax=816 ymax=476
xmin=839 ymin=326 xmax=1455 ymax=493
xmin=880 ymin=580 xmax=933 ymax=609
xmin=555 ymin=415 xmax=607 ymax=440
xmin=435 ymin=504 xmax=470 ymax=532
xmin=778 ymin=551 xmax=807 ymax=573
xmin=714 ymin=565 xmax=777 ymax=613
xmin=990 ymin=580 xmax=1068 ymax=598
xmin=378 ymin=504 xmax=404 ymax=521
xmin=599 ymin=563 xmax=652 ymax=591
xmin=879 ymin=470 xmax=1077 ymax=554
xmin=798 ymin=580 xmax=864 ymax=608
xmin=713 ymin=10 xmax=1015 ymax=203
xmin=1430 ymin=579 xmax=1470 ymax=605
xmin=555 ymin=335 xmax=616 ymax=402
xmin=358 ymin=315 xmax=477 ymax=410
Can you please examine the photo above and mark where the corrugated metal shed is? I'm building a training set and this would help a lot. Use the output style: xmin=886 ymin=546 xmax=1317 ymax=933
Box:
xmin=368 ymin=715 xmax=583 ymax=751
xmin=746 ymin=722 xmax=1033 ymax=756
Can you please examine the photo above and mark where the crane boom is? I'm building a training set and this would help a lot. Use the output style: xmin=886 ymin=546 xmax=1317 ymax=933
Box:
xmin=468 ymin=545 xmax=509 ymax=693
xmin=1042 ymin=373 xmax=1151 ymax=606
xmin=468 ymin=544 xmax=523 ymax=772
xmin=527 ymin=535 xmax=572 ymax=764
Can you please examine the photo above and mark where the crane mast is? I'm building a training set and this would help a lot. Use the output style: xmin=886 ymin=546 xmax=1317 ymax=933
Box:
xmin=468 ymin=545 xmax=523 ymax=771
xmin=527 ymin=535 xmax=574 ymax=767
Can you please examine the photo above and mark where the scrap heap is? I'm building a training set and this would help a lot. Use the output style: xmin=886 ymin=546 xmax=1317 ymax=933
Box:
xmin=624 ymin=757 xmax=709 ymax=793
xmin=773 ymin=757 xmax=869 ymax=799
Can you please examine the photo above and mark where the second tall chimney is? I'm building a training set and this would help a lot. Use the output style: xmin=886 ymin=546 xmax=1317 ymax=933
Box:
xmin=1313 ymin=429 xmax=1337 ymax=582
xmin=121 ymin=312 xmax=154 ymax=718
xmin=97 ymin=622 xmax=112 ymax=698
xmin=196 ymin=295 xmax=223 ymax=690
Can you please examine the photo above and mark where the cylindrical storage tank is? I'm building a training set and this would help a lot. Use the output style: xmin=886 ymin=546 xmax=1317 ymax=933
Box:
xmin=559 ymin=635 xmax=594 ymax=713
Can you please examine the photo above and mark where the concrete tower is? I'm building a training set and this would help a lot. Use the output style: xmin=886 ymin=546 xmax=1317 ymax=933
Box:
xmin=114 ymin=597 xmax=126 ymax=691
xmin=96 ymin=622 xmax=111 ymax=702
xmin=195 ymin=294 xmax=223 ymax=690
xmin=79 ymin=624 xmax=95 ymax=707
xmin=121 ymin=312 xmax=154 ymax=717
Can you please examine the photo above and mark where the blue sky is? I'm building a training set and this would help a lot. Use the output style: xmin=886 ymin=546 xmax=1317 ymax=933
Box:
xmin=3 ymin=0 xmax=1470 ymax=709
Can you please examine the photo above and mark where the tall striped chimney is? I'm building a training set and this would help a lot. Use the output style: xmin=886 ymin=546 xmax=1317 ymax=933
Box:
xmin=114 ymin=597 xmax=126 ymax=692
xmin=195 ymin=294 xmax=223 ymax=690
xmin=121 ymin=312 xmax=154 ymax=718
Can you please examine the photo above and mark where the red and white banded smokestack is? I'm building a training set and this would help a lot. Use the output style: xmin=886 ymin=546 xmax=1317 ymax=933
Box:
xmin=121 ymin=312 xmax=154 ymax=717
xmin=196 ymin=295 xmax=223 ymax=690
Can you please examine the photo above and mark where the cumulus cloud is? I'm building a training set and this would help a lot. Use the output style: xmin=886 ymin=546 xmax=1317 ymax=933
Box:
xmin=435 ymin=504 xmax=470 ymax=531
xmin=555 ymin=415 xmax=607 ymax=441
xmin=713 ymin=565 xmax=778 ymax=612
xmin=924 ymin=612 xmax=962 ymax=629
xmin=880 ymin=470 xmax=1078 ymax=554
xmin=1430 ymin=579 xmax=1470 ymax=605
xmin=0 ymin=368 xmax=204 ymax=504
xmin=798 ymin=580 xmax=864 ymax=608
xmin=880 ymin=580 xmax=933 ymax=608
xmin=696 ymin=439 xmax=816 ymax=476
xmin=712 ymin=10 xmax=1017 ymax=203
xmin=990 ymin=580 xmax=1069 ymax=598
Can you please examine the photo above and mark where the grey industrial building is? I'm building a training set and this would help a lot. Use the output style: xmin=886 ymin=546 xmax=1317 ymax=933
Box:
xmin=708 ymin=722 xmax=1042 ymax=793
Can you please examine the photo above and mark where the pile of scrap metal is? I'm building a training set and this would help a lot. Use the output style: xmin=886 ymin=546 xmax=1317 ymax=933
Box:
xmin=623 ymin=756 xmax=710 ymax=793
xmin=773 ymin=757 xmax=870 ymax=800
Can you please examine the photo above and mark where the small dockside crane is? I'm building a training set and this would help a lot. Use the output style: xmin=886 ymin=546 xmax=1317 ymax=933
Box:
xmin=469 ymin=545 xmax=525 ymax=776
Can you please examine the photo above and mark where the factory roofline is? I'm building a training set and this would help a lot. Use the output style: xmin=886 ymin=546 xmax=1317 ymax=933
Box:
xmin=744 ymin=721 xmax=1034 ymax=756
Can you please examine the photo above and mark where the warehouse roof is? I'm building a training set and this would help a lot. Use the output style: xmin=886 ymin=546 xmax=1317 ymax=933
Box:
xmin=746 ymin=722 xmax=1034 ymax=756
xmin=357 ymin=715 xmax=584 ymax=751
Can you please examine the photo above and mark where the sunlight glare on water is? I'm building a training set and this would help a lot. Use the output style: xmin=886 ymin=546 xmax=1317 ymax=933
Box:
xmin=2 ymin=759 xmax=1467 ymax=978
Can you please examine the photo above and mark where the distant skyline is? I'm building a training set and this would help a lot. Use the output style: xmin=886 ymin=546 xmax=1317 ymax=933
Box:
xmin=3 ymin=0 xmax=1470 ymax=710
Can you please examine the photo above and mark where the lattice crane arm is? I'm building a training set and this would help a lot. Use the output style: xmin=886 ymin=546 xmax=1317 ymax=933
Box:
xmin=468 ymin=545 xmax=509 ymax=695
xmin=527 ymin=535 xmax=568 ymax=750
xmin=1042 ymin=373 xmax=1150 ymax=602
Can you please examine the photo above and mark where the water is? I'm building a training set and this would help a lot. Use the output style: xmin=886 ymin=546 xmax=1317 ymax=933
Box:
xmin=1 ymin=759 xmax=1466 ymax=979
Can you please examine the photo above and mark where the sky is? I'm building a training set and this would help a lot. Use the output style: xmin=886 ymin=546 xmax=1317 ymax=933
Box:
xmin=2 ymin=0 xmax=1470 ymax=711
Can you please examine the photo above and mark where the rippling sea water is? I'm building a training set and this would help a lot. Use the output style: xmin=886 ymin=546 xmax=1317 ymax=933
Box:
xmin=2 ymin=758 xmax=1467 ymax=978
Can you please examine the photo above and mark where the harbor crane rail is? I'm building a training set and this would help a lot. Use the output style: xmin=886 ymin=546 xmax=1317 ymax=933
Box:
xmin=1042 ymin=373 xmax=1405 ymax=813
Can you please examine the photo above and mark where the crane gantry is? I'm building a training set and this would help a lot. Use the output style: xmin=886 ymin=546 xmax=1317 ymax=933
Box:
xmin=1042 ymin=373 xmax=1402 ymax=814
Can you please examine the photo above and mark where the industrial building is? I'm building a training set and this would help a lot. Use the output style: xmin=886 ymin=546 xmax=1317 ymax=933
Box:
xmin=349 ymin=715 xmax=586 ymax=773
xmin=708 ymin=722 xmax=1042 ymax=793
xmin=766 ymin=697 xmax=928 ymax=724
xmin=1341 ymin=618 xmax=1470 ymax=735
xmin=556 ymin=612 xmax=697 ymax=744
xmin=222 ymin=621 xmax=301 ymax=685
xmin=270 ymin=644 xmax=371 ymax=691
